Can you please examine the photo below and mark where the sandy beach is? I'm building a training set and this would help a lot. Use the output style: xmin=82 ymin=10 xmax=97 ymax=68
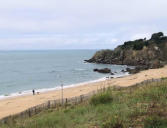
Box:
xmin=0 ymin=65 xmax=167 ymax=119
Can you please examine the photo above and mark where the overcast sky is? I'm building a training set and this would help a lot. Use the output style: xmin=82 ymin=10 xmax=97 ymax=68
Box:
xmin=0 ymin=0 xmax=167 ymax=50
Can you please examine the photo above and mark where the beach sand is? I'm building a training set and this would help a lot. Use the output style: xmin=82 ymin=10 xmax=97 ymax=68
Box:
xmin=0 ymin=65 xmax=167 ymax=119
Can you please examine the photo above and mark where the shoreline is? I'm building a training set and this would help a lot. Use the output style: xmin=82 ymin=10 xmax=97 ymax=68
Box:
xmin=0 ymin=72 xmax=130 ymax=100
xmin=0 ymin=66 xmax=167 ymax=119
xmin=0 ymin=77 xmax=107 ymax=100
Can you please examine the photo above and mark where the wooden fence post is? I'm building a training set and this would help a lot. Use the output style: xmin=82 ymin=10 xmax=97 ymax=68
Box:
xmin=80 ymin=95 xmax=83 ymax=102
xmin=48 ymin=101 xmax=50 ymax=109
xmin=28 ymin=109 xmax=31 ymax=117
xmin=75 ymin=97 xmax=77 ymax=105
xmin=66 ymin=98 xmax=68 ymax=104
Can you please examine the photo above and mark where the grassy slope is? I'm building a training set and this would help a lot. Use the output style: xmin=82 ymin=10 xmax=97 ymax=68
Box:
xmin=2 ymin=78 xmax=167 ymax=128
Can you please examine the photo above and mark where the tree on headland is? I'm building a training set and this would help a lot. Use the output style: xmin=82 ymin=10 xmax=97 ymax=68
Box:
xmin=151 ymin=32 xmax=164 ymax=40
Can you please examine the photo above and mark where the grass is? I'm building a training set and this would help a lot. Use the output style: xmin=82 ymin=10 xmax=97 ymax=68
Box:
xmin=90 ymin=89 xmax=113 ymax=105
xmin=1 ymin=79 xmax=167 ymax=128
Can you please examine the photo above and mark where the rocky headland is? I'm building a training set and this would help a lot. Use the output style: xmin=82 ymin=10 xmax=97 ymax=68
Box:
xmin=85 ymin=32 xmax=167 ymax=73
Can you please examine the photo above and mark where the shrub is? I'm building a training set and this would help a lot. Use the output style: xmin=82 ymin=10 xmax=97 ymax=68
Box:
xmin=121 ymin=39 xmax=148 ymax=50
xmin=102 ymin=118 xmax=124 ymax=128
xmin=144 ymin=116 xmax=167 ymax=128
xmin=151 ymin=32 xmax=164 ymax=40
xmin=161 ymin=77 xmax=167 ymax=80
xmin=150 ymin=32 xmax=167 ymax=44
xmin=102 ymin=122 xmax=123 ymax=128
xmin=133 ymin=43 xmax=144 ymax=50
xmin=90 ymin=90 xmax=113 ymax=105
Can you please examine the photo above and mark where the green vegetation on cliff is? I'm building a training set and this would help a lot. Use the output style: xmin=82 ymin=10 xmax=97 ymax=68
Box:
xmin=2 ymin=78 xmax=167 ymax=128
xmin=122 ymin=32 xmax=167 ymax=50
xmin=86 ymin=32 xmax=167 ymax=69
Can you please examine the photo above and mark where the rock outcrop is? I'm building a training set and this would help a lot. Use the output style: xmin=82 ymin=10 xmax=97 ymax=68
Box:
xmin=86 ymin=32 xmax=167 ymax=72
xmin=93 ymin=68 xmax=111 ymax=74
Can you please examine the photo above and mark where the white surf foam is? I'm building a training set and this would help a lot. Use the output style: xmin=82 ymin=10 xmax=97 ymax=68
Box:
xmin=0 ymin=73 xmax=129 ymax=100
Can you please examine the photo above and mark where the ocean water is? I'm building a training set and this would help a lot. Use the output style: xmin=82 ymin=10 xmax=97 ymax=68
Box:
xmin=0 ymin=50 xmax=129 ymax=99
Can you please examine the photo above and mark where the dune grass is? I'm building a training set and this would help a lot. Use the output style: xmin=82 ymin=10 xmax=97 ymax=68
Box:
xmin=1 ymin=79 xmax=167 ymax=128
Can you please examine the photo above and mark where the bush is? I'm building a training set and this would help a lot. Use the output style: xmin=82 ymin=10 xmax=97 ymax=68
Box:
xmin=102 ymin=120 xmax=123 ymax=128
xmin=161 ymin=77 xmax=167 ymax=80
xmin=121 ymin=39 xmax=148 ymax=50
xmin=144 ymin=116 xmax=167 ymax=128
xmin=102 ymin=117 xmax=124 ymax=128
xmin=90 ymin=90 xmax=113 ymax=105
xmin=150 ymin=32 xmax=167 ymax=44
xmin=151 ymin=32 xmax=164 ymax=40
xmin=133 ymin=43 xmax=144 ymax=50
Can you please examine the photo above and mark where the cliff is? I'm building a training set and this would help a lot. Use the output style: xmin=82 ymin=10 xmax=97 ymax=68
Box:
xmin=86 ymin=32 xmax=167 ymax=70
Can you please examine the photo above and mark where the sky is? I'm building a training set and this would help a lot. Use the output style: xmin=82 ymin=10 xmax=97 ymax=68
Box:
xmin=0 ymin=0 xmax=167 ymax=50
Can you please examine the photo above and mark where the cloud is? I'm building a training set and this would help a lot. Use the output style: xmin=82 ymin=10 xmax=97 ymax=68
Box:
xmin=0 ymin=0 xmax=166 ymax=50
xmin=0 ymin=33 xmax=119 ymax=50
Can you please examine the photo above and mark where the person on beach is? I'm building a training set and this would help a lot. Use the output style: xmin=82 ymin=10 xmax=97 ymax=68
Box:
xmin=32 ymin=89 xmax=35 ymax=95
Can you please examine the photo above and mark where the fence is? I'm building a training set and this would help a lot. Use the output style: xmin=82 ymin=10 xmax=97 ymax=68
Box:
xmin=0 ymin=89 xmax=98 ymax=124
xmin=0 ymin=78 xmax=164 ymax=124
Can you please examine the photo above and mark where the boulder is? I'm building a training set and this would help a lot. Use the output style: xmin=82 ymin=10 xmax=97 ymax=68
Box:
xmin=93 ymin=69 xmax=98 ymax=72
xmin=121 ymin=69 xmax=126 ymax=72
xmin=126 ymin=66 xmax=149 ymax=74
xmin=111 ymin=72 xmax=114 ymax=75
xmin=151 ymin=60 xmax=163 ymax=69
xmin=93 ymin=68 xmax=111 ymax=74
xmin=126 ymin=68 xmax=139 ymax=74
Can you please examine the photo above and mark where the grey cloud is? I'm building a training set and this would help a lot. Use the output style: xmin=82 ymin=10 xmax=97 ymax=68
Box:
xmin=0 ymin=0 xmax=166 ymax=49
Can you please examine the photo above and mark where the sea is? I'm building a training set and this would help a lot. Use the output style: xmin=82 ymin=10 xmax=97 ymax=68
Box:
xmin=0 ymin=50 xmax=130 ymax=99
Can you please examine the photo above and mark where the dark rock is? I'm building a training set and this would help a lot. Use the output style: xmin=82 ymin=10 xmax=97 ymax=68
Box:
xmin=93 ymin=69 xmax=98 ymax=72
xmin=126 ymin=65 xmax=149 ymax=74
xmin=121 ymin=69 xmax=126 ymax=72
xmin=111 ymin=72 xmax=114 ymax=75
xmin=126 ymin=68 xmax=139 ymax=74
xmin=93 ymin=68 xmax=111 ymax=74
xmin=150 ymin=60 xmax=164 ymax=69
xmin=84 ymin=59 xmax=92 ymax=63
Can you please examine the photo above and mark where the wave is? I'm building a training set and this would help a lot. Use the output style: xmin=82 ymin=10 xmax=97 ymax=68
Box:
xmin=111 ymin=72 xmax=129 ymax=78
xmin=0 ymin=72 xmax=129 ymax=100
xmin=74 ymin=68 xmax=86 ymax=71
